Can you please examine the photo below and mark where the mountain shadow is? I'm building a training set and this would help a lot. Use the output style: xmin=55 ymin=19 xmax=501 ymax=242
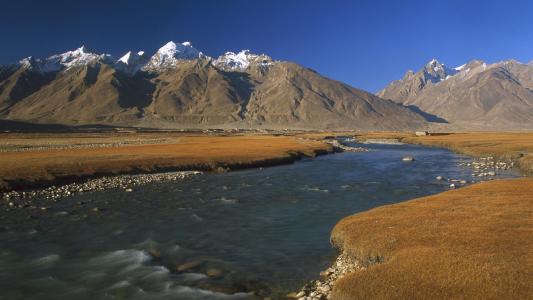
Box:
xmin=406 ymin=105 xmax=448 ymax=123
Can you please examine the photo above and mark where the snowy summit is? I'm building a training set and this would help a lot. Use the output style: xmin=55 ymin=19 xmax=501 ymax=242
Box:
xmin=116 ymin=51 xmax=148 ymax=75
xmin=214 ymin=50 xmax=273 ymax=71
xmin=19 ymin=46 xmax=112 ymax=73
xmin=423 ymin=59 xmax=458 ymax=82
xmin=13 ymin=41 xmax=277 ymax=76
xmin=143 ymin=41 xmax=205 ymax=71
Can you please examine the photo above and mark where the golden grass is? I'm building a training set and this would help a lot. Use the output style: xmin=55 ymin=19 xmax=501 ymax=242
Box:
xmin=356 ymin=132 xmax=533 ymax=173
xmin=0 ymin=134 xmax=331 ymax=190
xmin=331 ymin=178 xmax=533 ymax=300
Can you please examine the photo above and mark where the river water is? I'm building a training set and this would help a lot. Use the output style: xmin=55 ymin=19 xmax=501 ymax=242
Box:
xmin=0 ymin=142 xmax=518 ymax=299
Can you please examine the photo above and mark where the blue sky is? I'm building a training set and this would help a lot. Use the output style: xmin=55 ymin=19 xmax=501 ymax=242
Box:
xmin=2 ymin=0 xmax=532 ymax=92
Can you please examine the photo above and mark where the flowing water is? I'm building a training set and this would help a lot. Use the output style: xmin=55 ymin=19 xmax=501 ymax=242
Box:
xmin=0 ymin=143 xmax=519 ymax=299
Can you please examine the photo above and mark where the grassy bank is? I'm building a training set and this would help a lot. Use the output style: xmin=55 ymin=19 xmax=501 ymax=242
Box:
xmin=356 ymin=132 xmax=533 ymax=174
xmin=331 ymin=178 xmax=533 ymax=299
xmin=0 ymin=134 xmax=332 ymax=191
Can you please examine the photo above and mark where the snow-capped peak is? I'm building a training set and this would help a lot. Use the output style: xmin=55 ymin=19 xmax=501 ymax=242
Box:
xmin=118 ymin=51 xmax=134 ymax=64
xmin=48 ymin=46 xmax=112 ymax=69
xmin=425 ymin=59 xmax=446 ymax=72
xmin=19 ymin=46 xmax=113 ymax=73
xmin=423 ymin=59 xmax=458 ymax=82
xmin=214 ymin=50 xmax=273 ymax=71
xmin=143 ymin=41 xmax=205 ymax=71
xmin=118 ymin=51 xmax=146 ymax=65
xmin=14 ymin=41 xmax=279 ymax=75
xmin=116 ymin=50 xmax=148 ymax=75
xmin=19 ymin=56 xmax=37 ymax=68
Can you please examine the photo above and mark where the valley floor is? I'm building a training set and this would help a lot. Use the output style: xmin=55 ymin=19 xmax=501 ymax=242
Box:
xmin=2 ymin=130 xmax=532 ymax=299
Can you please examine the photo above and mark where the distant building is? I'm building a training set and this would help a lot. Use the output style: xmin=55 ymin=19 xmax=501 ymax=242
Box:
xmin=415 ymin=131 xmax=429 ymax=136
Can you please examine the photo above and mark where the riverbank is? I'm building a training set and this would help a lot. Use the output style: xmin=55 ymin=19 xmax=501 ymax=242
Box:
xmin=293 ymin=132 xmax=533 ymax=300
xmin=354 ymin=132 xmax=533 ymax=174
xmin=0 ymin=134 xmax=333 ymax=192
xmin=324 ymin=178 xmax=533 ymax=299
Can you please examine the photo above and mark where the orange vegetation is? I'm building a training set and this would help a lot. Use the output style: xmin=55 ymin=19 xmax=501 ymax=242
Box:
xmin=0 ymin=134 xmax=331 ymax=191
xmin=331 ymin=178 xmax=533 ymax=300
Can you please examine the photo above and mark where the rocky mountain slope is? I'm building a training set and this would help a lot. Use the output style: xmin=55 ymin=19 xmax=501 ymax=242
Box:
xmin=379 ymin=59 xmax=533 ymax=129
xmin=0 ymin=42 xmax=427 ymax=130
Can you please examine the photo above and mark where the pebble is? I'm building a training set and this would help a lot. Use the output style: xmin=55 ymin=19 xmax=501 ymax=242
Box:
xmin=148 ymin=249 xmax=161 ymax=258
xmin=292 ymin=254 xmax=362 ymax=300
xmin=1 ymin=171 xmax=202 ymax=209
xmin=176 ymin=260 xmax=204 ymax=272
xmin=402 ymin=156 xmax=415 ymax=162
xmin=458 ymin=157 xmax=514 ymax=178
xmin=206 ymin=268 xmax=223 ymax=278
xmin=324 ymin=139 xmax=368 ymax=152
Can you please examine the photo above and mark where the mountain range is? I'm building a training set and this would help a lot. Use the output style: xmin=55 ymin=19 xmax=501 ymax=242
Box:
xmin=378 ymin=58 xmax=533 ymax=130
xmin=0 ymin=41 xmax=426 ymax=130
xmin=1 ymin=41 xmax=532 ymax=131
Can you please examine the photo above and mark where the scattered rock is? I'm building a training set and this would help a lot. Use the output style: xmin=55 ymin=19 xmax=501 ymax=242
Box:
xmin=148 ymin=249 xmax=161 ymax=258
xmin=324 ymin=139 xmax=368 ymax=152
xmin=0 ymin=171 xmax=203 ymax=208
xmin=206 ymin=268 xmax=223 ymax=278
xmin=176 ymin=260 xmax=204 ymax=272
xmin=292 ymin=254 xmax=362 ymax=300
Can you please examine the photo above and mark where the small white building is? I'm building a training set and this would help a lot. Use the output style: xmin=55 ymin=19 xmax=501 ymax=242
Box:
xmin=415 ymin=131 xmax=429 ymax=136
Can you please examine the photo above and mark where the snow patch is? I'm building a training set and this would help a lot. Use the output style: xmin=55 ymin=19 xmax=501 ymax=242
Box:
xmin=116 ymin=50 xmax=149 ymax=75
xmin=454 ymin=64 xmax=466 ymax=71
xmin=214 ymin=50 xmax=273 ymax=71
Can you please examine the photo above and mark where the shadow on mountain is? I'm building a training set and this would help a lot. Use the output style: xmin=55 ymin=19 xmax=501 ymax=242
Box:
xmin=114 ymin=72 xmax=156 ymax=109
xmin=406 ymin=105 xmax=448 ymax=123
xmin=219 ymin=70 xmax=255 ymax=119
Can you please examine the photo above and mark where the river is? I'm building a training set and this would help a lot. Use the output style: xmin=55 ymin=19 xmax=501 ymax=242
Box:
xmin=0 ymin=142 xmax=518 ymax=299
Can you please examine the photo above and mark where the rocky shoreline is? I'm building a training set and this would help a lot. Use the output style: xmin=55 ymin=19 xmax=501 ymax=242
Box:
xmin=1 ymin=171 xmax=202 ymax=208
xmin=289 ymin=254 xmax=363 ymax=300
xmin=460 ymin=156 xmax=514 ymax=177
xmin=323 ymin=139 xmax=368 ymax=152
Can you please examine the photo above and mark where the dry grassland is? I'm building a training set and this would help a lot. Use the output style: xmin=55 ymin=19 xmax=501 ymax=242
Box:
xmin=331 ymin=178 xmax=533 ymax=300
xmin=0 ymin=134 xmax=332 ymax=191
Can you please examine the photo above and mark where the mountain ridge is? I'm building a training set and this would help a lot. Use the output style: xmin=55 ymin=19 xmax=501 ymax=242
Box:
xmin=0 ymin=41 xmax=428 ymax=130
xmin=378 ymin=58 xmax=533 ymax=130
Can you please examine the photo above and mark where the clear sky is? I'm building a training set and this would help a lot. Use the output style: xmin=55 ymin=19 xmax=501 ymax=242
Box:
xmin=2 ymin=0 xmax=532 ymax=92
